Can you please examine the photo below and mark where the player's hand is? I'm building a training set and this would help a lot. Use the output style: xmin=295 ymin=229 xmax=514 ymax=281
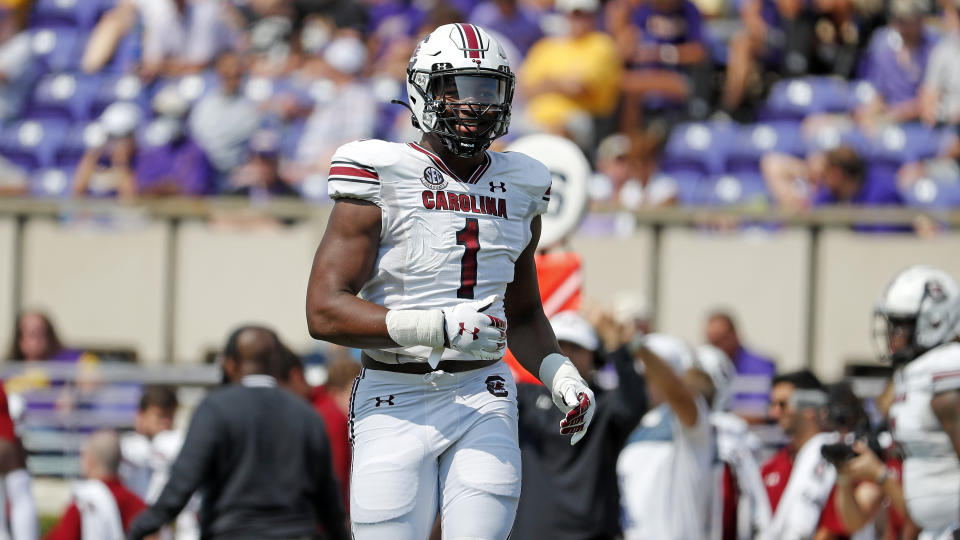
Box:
xmin=441 ymin=295 xmax=507 ymax=360
xmin=556 ymin=379 xmax=595 ymax=445
xmin=540 ymin=354 xmax=596 ymax=445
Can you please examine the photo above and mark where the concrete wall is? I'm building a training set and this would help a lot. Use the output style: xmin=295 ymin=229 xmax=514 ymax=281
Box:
xmin=568 ymin=228 xmax=655 ymax=308
xmin=0 ymin=219 xmax=16 ymax=357
xmin=657 ymin=228 xmax=811 ymax=373
xmin=813 ymin=230 xmax=960 ymax=381
xmin=20 ymin=219 xmax=170 ymax=362
xmin=173 ymin=221 xmax=322 ymax=362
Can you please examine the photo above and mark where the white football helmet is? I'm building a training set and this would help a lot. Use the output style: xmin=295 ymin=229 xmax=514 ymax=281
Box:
xmin=874 ymin=265 xmax=960 ymax=364
xmin=404 ymin=23 xmax=515 ymax=157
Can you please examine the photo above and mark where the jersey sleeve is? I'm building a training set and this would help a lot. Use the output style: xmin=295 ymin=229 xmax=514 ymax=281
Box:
xmin=327 ymin=141 xmax=383 ymax=207
xmin=536 ymin=183 xmax=551 ymax=216
xmin=930 ymin=343 xmax=960 ymax=394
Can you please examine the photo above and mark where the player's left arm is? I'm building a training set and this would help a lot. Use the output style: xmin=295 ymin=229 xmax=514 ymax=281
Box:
xmin=505 ymin=216 xmax=594 ymax=444
xmin=931 ymin=388 xmax=960 ymax=460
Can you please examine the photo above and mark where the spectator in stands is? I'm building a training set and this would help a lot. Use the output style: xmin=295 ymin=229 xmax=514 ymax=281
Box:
xmin=760 ymin=370 xmax=837 ymax=539
xmin=127 ymin=325 xmax=348 ymax=540
xmin=7 ymin=311 xmax=81 ymax=364
xmin=468 ymin=0 xmax=543 ymax=55
xmin=73 ymin=102 xmax=142 ymax=200
xmin=616 ymin=0 xmax=709 ymax=128
xmin=919 ymin=33 xmax=960 ymax=127
xmin=855 ymin=0 xmax=936 ymax=131
xmin=291 ymin=32 xmax=377 ymax=180
xmin=0 ymin=383 xmax=38 ymax=540
xmin=512 ymin=311 xmax=647 ymax=540
xmin=226 ymin=129 xmax=299 ymax=198
xmin=763 ymin=145 xmax=904 ymax=211
xmin=704 ymin=311 xmax=775 ymax=421
xmin=45 ymin=430 xmax=146 ymax=540
xmin=271 ymin=343 xmax=356 ymax=510
xmin=590 ymin=133 xmax=678 ymax=209
xmin=134 ymin=89 xmax=214 ymax=197
xmin=0 ymin=9 xmax=32 ymax=122
xmin=519 ymin=0 xmax=622 ymax=148
xmin=84 ymin=0 xmax=233 ymax=78
xmin=188 ymin=52 xmax=261 ymax=186
xmin=617 ymin=334 xmax=715 ymax=539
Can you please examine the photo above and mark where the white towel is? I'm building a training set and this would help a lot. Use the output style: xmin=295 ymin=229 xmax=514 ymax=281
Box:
xmin=73 ymin=479 xmax=123 ymax=540
xmin=761 ymin=432 xmax=837 ymax=540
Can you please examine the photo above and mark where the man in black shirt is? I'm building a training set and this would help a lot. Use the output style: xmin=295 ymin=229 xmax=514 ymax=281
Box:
xmin=127 ymin=326 xmax=348 ymax=540
xmin=511 ymin=312 xmax=648 ymax=540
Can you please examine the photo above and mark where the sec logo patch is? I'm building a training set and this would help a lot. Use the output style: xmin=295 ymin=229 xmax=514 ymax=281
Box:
xmin=421 ymin=167 xmax=448 ymax=190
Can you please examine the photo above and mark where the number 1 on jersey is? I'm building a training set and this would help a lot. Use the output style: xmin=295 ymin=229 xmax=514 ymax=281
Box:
xmin=456 ymin=218 xmax=480 ymax=299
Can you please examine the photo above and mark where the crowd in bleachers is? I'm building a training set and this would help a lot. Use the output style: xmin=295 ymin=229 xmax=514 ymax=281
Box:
xmin=0 ymin=0 xmax=958 ymax=213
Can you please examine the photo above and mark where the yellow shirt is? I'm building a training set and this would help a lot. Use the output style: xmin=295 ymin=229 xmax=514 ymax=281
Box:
xmin=520 ymin=32 xmax=623 ymax=129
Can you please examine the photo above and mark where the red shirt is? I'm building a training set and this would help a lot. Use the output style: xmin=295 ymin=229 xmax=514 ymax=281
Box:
xmin=0 ymin=385 xmax=17 ymax=442
xmin=310 ymin=385 xmax=350 ymax=510
xmin=43 ymin=477 xmax=146 ymax=540
xmin=761 ymin=447 xmax=793 ymax=511
xmin=818 ymin=486 xmax=851 ymax=538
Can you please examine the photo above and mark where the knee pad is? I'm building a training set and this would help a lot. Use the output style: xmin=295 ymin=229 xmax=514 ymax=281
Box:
xmin=449 ymin=441 xmax=521 ymax=499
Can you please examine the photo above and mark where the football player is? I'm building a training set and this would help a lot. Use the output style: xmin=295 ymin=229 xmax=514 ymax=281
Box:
xmin=875 ymin=265 xmax=960 ymax=538
xmin=305 ymin=24 xmax=595 ymax=540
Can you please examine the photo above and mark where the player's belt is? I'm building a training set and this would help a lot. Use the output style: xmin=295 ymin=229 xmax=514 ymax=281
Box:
xmin=361 ymin=353 xmax=498 ymax=374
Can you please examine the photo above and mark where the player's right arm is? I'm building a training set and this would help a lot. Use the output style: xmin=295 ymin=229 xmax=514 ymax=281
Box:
xmin=305 ymin=198 xmax=397 ymax=349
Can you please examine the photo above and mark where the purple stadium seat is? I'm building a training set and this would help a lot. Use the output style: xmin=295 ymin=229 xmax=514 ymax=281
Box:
xmin=725 ymin=122 xmax=805 ymax=175
xmin=660 ymin=122 xmax=736 ymax=177
xmin=901 ymin=173 xmax=960 ymax=209
xmin=865 ymin=123 xmax=944 ymax=180
xmin=0 ymin=119 xmax=69 ymax=171
xmin=30 ymin=168 xmax=73 ymax=197
xmin=54 ymin=122 xmax=105 ymax=168
xmin=653 ymin=171 xmax=706 ymax=205
xmin=30 ymin=27 xmax=85 ymax=73
xmin=30 ymin=0 xmax=107 ymax=30
xmin=102 ymin=29 xmax=141 ymax=74
xmin=760 ymin=77 xmax=850 ymax=121
xmin=24 ymin=73 xmax=96 ymax=121
xmin=89 ymin=74 xmax=150 ymax=119
xmin=704 ymin=173 xmax=769 ymax=206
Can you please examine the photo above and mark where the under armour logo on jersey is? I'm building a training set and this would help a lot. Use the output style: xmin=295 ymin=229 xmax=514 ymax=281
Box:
xmin=489 ymin=181 xmax=506 ymax=193
xmin=459 ymin=323 xmax=480 ymax=340
xmin=374 ymin=395 xmax=395 ymax=407
xmin=485 ymin=375 xmax=508 ymax=397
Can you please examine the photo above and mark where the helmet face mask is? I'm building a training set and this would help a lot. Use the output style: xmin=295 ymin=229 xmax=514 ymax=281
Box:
xmin=405 ymin=24 xmax=516 ymax=158
xmin=872 ymin=311 xmax=919 ymax=366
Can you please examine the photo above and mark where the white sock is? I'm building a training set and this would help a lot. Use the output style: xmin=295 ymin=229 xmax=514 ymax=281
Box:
xmin=6 ymin=469 xmax=37 ymax=540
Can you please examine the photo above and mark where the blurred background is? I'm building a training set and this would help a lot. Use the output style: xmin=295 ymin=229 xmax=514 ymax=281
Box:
xmin=0 ymin=0 xmax=959 ymax=531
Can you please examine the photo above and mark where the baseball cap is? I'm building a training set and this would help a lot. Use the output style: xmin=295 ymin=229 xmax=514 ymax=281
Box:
xmin=556 ymin=0 xmax=601 ymax=13
xmin=550 ymin=311 xmax=599 ymax=351
xmin=643 ymin=334 xmax=695 ymax=375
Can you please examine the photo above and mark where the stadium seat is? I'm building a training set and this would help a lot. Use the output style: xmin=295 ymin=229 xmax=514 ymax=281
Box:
xmin=865 ymin=123 xmax=943 ymax=180
xmin=901 ymin=174 xmax=960 ymax=209
xmin=660 ymin=122 xmax=735 ymax=177
xmin=704 ymin=173 xmax=769 ymax=206
xmin=30 ymin=167 xmax=73 ymax=197
xmin=54 ymin=122 xmax=105 ymax=168
xmin=101 ymin=29 xmax=142 ymax=74
xmin=30 ymin=0 xmax=108 ymax=30
xmin=89 ymin=74 xmax=150 ymax=119
xmin=23 ymin=73 xmax=96 ymax=121
xmin=725 ymin=122 xmax=805 ymax=175
xmin=30 ymin=27 xmax=85 ymax=73
xmin=0 ymin=119 xmax=69 ymax=171
xmin=653 ymin=171 xmax=706 ymax=205
xmin=760 ymin=77 xmax=849 ymax=121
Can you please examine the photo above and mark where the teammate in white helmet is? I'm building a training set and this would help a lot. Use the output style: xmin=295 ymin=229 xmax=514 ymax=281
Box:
xmin=871 ymin=265 xmax=960 ymax=538
xmin=306 ymin=23 xmax=595 ymax=540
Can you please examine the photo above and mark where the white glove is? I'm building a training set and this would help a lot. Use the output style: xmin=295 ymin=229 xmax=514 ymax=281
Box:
xmin=441 ymin=295 xmax=507 ymax=360
xmin=540 ymin=353 xmax=595 ymax=445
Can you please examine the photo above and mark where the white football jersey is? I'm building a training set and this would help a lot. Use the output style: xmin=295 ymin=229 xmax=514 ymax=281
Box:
xmin=327 ymin=139 xmax=551 ymax=364
xmin=890 ymin=342 xmax=960 ymax=531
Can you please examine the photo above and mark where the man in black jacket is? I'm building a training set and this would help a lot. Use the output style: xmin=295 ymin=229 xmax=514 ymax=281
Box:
xmin=511 ymin=311 xmax=648 ymax=540
xmin=127 ymin=326 xmax=349 ymax=540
